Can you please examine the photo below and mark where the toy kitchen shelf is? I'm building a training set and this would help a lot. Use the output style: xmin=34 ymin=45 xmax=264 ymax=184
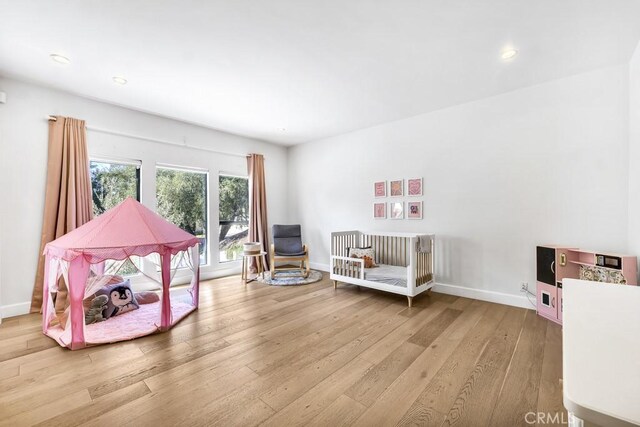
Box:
xmin=536 ymin=246 xmax=637 ymax=325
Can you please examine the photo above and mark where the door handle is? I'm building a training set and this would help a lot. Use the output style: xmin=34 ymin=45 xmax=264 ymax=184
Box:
xmin=551 ymin=297 xmax=555 ymax=308
xmin=551 ymin=261 xmax=555 ymax=274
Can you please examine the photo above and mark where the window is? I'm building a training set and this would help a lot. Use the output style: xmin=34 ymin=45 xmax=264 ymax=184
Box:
xmin=90 ymin=159 xmax=141 ymax=275
xmin=219 ymin=174 xmax=249 ymax=262
xmin=156 ymin=166 xmax=209 ymax=265
xmin=90 ymin=160 xmax=140 ymax=216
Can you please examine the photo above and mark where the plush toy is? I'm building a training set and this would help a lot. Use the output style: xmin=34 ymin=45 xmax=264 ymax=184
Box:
xmin=85 ymin=294 xmax=109 ymax=325
xmin=105 ymin=285 xmax=139 ymax=318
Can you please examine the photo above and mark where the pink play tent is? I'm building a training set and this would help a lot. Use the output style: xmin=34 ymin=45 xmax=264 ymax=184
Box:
xmin=42 ymin=197 xmax=201 ymax=349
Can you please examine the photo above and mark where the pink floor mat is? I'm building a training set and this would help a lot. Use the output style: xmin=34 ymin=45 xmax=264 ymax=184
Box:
xmin=46 ymin=297 xmax=196 ymax=347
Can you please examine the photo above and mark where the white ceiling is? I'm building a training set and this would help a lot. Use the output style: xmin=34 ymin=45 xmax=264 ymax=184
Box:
xmin=1 ymin=1 xmax=640 ymax=145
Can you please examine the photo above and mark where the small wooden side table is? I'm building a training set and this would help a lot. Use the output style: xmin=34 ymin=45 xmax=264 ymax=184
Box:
xmin=241 ymin=251 xmax=267 ymax=284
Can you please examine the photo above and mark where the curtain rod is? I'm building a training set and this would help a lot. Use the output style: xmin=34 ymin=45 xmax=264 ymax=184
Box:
xmin=46 ymin=116 xmax=261 ymax=159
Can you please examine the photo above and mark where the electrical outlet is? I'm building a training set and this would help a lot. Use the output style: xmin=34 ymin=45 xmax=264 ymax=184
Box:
xmin=520 ymin=282 xmax=528 ymax=292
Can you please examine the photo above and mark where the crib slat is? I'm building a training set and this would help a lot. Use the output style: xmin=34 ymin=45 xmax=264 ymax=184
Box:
xmin=396 ymin=237 xmax=399 ymax=265
xmin=392 ymin=237 xmax=395 ymax=265
xmin=374 ymin=235 xmax=377 ymax=264
xmin=383 ymin=236 xmax=387 ymax=264
xmin=384 ymin=236 xmax=388 ymax=264
xmin=403 ymin=237 xmax=406 ymax=267
xmin=404 ymin=238 xmax=407 ymax=267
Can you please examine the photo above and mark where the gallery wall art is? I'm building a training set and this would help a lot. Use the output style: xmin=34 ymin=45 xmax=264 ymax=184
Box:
xmin=389 ymin=179 xmax=403 ymax=197
xmin=373 ymin=177 xmax=423 ymax=220
xmin=407 ymin=178 xmax=423 ymax=196
xmin=390 ymin=202 xmax=404 ymax=219
xmin=407 ymin=201 xmax=423 ymax=219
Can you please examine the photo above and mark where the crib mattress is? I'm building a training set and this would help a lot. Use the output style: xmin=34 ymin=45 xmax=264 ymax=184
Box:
xmin=364 ymin=264 xmax=407 ymax=287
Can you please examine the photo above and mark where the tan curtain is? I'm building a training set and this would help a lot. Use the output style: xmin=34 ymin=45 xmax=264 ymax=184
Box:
xmin=31 ymin=116 xmax=93 ymax=312
xmin=247 ymin=153 xmax=270 ymax=272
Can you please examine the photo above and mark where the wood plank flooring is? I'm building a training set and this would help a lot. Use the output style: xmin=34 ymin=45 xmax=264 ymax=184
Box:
xmin=0 ymin=273 xmax=566 ymax=426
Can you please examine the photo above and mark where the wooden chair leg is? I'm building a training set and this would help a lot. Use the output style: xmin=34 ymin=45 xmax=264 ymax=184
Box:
xmin=241 ymin=257 xmax=246 ymax=284
xmin=333 ymin=280 xmax=338 ymax=289
xmin=407 ymin=296 xmax=413 ymax=308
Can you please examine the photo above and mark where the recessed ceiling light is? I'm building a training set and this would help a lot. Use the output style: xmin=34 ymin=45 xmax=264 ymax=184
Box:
xmin=50 ymin=54 xmax=70 ymax=64
xmin=280 ymin=128 xmax=286 ymax=131
xmin=501 ymin=49 xmax=519 ymax=60
xmin=112 ymin=76 xmax=128 ymax=85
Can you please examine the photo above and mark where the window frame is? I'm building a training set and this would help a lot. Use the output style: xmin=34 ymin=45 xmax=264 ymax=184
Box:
xmin=90 ymin=157 xmax=142 ymax=207
xmin=156 ymin=163 xmax=211 ymax=267
xmin=218 ymin=172 xmax=249 ymax=264
xmin=89 ymin=157 xmax=143 ymax=277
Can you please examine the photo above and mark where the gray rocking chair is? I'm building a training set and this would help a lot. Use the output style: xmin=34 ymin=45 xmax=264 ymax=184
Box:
xmin=270 ymin=224 xmax=310 ymax=278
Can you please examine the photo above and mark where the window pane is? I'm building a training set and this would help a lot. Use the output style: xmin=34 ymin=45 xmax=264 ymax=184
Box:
xmin=219 ymin=175 xmax=249 ymax=262
xmin=90 ymin=161 xmax=140 ymax=216
xmin=156 ymin=167 xmax=208 ymax=265
xmin=90 ymin=160 xmax=141 ymax=275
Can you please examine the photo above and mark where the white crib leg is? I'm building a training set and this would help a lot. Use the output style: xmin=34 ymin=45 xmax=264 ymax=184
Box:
xmin=407 ymin=296 xmax=413 ymax=308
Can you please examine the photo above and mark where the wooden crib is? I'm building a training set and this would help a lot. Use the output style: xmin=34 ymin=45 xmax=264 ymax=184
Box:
xmin=330 ymin=231 xmax=435 ymax=307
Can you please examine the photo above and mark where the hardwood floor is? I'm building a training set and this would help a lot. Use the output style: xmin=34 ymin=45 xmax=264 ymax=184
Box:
xmin=0 ymin=273 xmax=565 ymax=426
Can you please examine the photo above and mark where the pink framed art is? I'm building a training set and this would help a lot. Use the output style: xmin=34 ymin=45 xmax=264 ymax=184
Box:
xmin=374 ymin=202 xmax=386 ymax=219
xmin=408 ymin=178 xmax=423 ymax=196
xmin=374 ymin=181 xmax=386 ymax=198
xmin=407 ymin=201 xmax=423 ymax=219
xmin=389 ymin=179 xmax=403 ymax=197
xmin=390 ymin=202 xmax=404 ymax=219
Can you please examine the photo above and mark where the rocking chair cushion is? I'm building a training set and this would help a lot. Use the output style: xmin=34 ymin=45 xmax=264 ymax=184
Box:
xmin=274 ymin=248 xmax=306 ymax=257
xmin=273 ymin=225 xmax=305 ymax=256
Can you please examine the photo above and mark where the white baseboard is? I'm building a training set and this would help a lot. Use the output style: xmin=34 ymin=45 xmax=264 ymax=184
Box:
xmin=0 ymin=301 xmax=32 ymax=320
xmin=201 ymin=265 xmax=242 ymax=281
xmin=433 ymin=282 xmax=535 ymax=310
xmin=310 ymin=262 xmax=330 ymax=272
xmin=310 ymin=262 xmax=534 ymax=310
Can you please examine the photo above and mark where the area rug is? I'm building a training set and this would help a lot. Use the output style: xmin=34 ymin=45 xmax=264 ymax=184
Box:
xmin=257 ymin=270 xmax=322 ymax=286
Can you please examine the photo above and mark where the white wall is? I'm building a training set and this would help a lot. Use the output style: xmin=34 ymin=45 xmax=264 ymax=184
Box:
xmin=288 ymin=65 xmax=630 ymax=306
xmin=0 ymin=77 xmax=288 ymax=318
xmin=629 ymin=41 xmax=640 ymax=280
xmin=0 ymin=61 xmax=635 ymax=318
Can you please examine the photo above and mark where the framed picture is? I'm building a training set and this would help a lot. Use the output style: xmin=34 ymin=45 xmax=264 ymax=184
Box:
xmin=407 ymin=201 xmax=423 ymax=219
xmin=374 ymin=202 xmax=386 ymax=219
xmin=389 ymin=179 xmax=403 ymax=197
xmin=407 ymin=178 xmax=423 ymax=196
xmin=374 ymin=181 xmax=386 ymax=198
xmin=390 ymin=202 xmax=404 ymax=219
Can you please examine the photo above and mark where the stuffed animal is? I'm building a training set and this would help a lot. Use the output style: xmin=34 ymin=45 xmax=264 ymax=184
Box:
xmin=85 ymin=294 xmax=109 ymax=325
xmin=106 ymin=285 xmax=139 ymax=318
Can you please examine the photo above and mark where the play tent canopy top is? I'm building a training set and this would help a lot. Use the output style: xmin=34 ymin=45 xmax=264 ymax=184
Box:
xmin=44 ymin=197 xmax=200 ymax=263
